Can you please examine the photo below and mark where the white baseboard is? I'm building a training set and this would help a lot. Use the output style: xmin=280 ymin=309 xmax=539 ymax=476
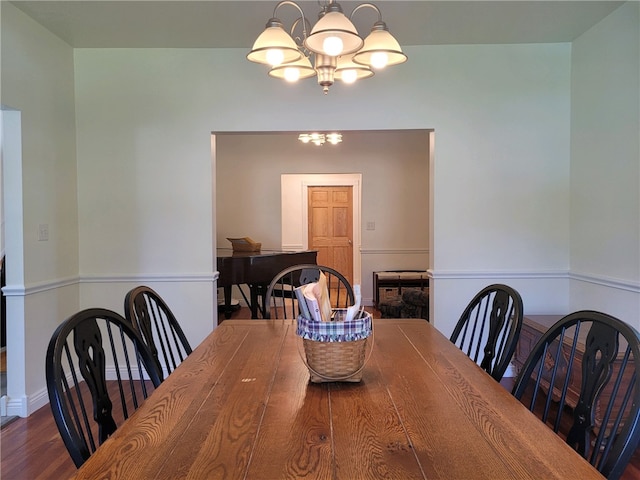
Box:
xmin=503 ymin=363 xmax=517 ymax=379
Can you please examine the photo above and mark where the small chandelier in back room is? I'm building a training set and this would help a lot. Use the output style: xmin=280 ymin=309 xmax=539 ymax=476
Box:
xmin=247 ymin=0 xmax=407 ymax=94
xmin=298 ymin=132 xmax=343 ymax=146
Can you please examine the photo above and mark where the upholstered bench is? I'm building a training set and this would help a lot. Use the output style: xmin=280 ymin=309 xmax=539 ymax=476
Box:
xmin=378 ymin=296 xmax=404 ymax=318
xmin=400 ymin=288 xmax=429 ymax=321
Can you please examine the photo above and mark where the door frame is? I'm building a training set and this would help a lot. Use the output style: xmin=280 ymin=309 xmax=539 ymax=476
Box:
xmin=1 ymin=109 xmax=27 ymax=417
xmin=281 ymin=174 xmax=361 ymax=286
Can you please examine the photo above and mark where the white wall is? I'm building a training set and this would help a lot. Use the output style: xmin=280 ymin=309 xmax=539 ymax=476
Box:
xmin=423 ymin=43 xmax=574 ymax=334
xmin=1 ymin=2 xmax=80 ymax=415
xmin=569 ymin=1 xmax=640 ymax=326
xmin=72 ymin=42 xmax=574 ymax=340
xmin=75 ymin=45 xmax=570 ymax=342
xmin=73 ymin=48 xmax=217 ymax=348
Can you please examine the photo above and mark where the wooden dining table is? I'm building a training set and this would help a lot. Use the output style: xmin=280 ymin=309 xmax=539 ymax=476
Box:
xmin=71 ymin=319 xmax=605 ymax=479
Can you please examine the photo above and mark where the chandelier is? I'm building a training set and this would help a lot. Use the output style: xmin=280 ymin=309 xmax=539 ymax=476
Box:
xmin=247 ymin=0 xmax=407 ymax=94
xmin=298 ymin=132 xmax=343 ymax=145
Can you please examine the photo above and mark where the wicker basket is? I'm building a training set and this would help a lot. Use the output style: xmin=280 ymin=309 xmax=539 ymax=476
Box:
xmin=227 ymin=237 xmax=261 ymax=252
xmin=297 ymin=310 xmax=372 ymax=383
xmin=302 ymin=337 xmax=368 ymax=383
xmin=231 ymin=242 xmax=261 ymax=252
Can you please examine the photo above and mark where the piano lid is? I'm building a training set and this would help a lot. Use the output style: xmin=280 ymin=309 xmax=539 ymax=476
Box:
xmin=216 ymin=248 xmax=316 ymax=259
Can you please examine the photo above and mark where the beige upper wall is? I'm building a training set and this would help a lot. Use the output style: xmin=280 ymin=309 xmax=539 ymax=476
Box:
xmin=215 ymin=131 xmax=430 ymax=250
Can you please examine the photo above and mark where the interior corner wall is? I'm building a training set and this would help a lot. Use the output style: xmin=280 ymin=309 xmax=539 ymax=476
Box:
xmin=569 ymin=1 xmax=640 ymax=326
xmin=427 ymin=43 xmax=572 ymax=336
xmin=1 ymin=2 xmax=80 ymax=415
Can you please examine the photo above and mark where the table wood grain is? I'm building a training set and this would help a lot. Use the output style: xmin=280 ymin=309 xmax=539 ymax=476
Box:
xmin=71 ymin=319 xmax=605 ymax=479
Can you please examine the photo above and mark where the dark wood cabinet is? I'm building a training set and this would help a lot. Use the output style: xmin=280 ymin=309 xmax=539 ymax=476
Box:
xmin=512 ymin=315 xmax=564 ymax=374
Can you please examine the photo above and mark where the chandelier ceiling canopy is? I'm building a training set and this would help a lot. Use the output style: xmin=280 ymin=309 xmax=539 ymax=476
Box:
xmin=247 ymin=0 xmax=407 ymax=94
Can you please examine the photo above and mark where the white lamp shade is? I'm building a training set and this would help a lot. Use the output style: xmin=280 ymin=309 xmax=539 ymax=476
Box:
xmin=247 ymin=23 xmax=302 ymax=66
xmin=269 ymin=55 xmax=317 ymax=82
xmin=304 ymin=11 xmax=363 ymax=56
xmin=334 ymin=54 xmax=374 ymax=83
xmin=352 ymin=28 xmax=407 ymax=68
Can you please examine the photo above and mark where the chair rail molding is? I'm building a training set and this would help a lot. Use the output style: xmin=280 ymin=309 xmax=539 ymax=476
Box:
xmin=570 ymin=271 xmax=640 ymax=293
xmin=361 ymin=248 xmax=429 ymax=255
xmin=2 ymin=272 xmax=220 ymax=297
xmin=281 ymin=243 xmax=306 ymax=252
xmin=428 ymin=269 xmax=567 ymax=280
xmin=81 ymin=272 xmax=219 ymax=284
xmin=2 ymin=275 xmax=79 ymax=296
xmin=429 ymin=269 xmax=639 ymax=293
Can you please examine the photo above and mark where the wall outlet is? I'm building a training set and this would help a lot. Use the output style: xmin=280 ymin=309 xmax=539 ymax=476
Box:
xmin=38 ymin=224 xmax=49 ymax=241
xmin=366 ymin=221 xmax=375 ymax=231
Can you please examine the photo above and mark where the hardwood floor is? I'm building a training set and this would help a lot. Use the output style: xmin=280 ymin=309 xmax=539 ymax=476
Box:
xmin=1 ymin=400 xmax=77 ymax=479
xmin=1 ymin=308 xmax=639 ymax=479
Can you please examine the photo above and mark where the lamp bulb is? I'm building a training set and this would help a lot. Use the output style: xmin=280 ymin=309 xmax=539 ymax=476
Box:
xmin=341 ymin=69 xmax=358 ymax=84
xmin=370 ymin=51 xmax=388 ymax=69
xmin=283 ymin=67 xmax=300 ymax=82
xmin=323 ymin=36 xmax=344 ymax=56
xmin=265 ymin=48 xmax=285 ymax=66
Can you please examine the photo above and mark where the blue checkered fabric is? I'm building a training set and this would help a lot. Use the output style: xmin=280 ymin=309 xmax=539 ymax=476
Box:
xmin=296 ymin=311 xmax=372 ymax=342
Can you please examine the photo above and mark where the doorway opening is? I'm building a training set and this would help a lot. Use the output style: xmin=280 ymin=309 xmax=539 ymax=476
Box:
xmin=213 ymin=130 xmax=431 ymax=310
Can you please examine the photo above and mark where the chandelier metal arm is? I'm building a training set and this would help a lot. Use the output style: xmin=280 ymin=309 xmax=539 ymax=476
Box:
xmin=349 ymin=3 xmax=383 ymax=23
xmin=273 ymin=0 xmax=309 ymax=39
xmin=290 ymin=17 xmax=313 ymax=51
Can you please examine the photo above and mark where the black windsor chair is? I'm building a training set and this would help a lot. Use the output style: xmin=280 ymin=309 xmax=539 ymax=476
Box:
xmin=512 ymin=310 xmax=640 ymax=480
xmin=449 ymin=283 xmax=524 ymax=381
xmin=46 ymin=308 xmax=163 ymax=468
xmin=124 ymin=285 xmax=193 ymax=377
xmin=263 ymin=264 xmax=355 ymax=320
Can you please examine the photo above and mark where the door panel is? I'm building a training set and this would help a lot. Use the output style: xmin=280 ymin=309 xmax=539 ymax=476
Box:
xmin=308 ymin=186 xmax=353 ymax=285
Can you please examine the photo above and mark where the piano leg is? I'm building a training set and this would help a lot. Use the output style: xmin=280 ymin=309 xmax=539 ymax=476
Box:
xmin=250 ymin=285 xmax=260 ymax=319
xmin=222 ymin=286 xmax=233 ymax=319
xmin=220 ymin=284 xmax=267 ymax=319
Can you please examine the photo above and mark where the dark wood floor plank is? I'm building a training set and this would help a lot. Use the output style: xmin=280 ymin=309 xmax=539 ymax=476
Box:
xmin=1 ymin=401 xmax=76 ymax=479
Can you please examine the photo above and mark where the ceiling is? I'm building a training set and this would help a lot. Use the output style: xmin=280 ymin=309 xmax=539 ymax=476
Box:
xmin=10 ymin=1 xmax=623 ymax=49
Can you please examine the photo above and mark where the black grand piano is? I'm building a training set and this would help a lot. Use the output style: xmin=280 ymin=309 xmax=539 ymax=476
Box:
xmin=217 ymin=248 xmax=318 ymax=319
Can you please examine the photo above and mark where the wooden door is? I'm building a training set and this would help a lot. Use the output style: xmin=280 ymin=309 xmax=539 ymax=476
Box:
xmin=308 ymin=186 xmax=353 ymax=284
